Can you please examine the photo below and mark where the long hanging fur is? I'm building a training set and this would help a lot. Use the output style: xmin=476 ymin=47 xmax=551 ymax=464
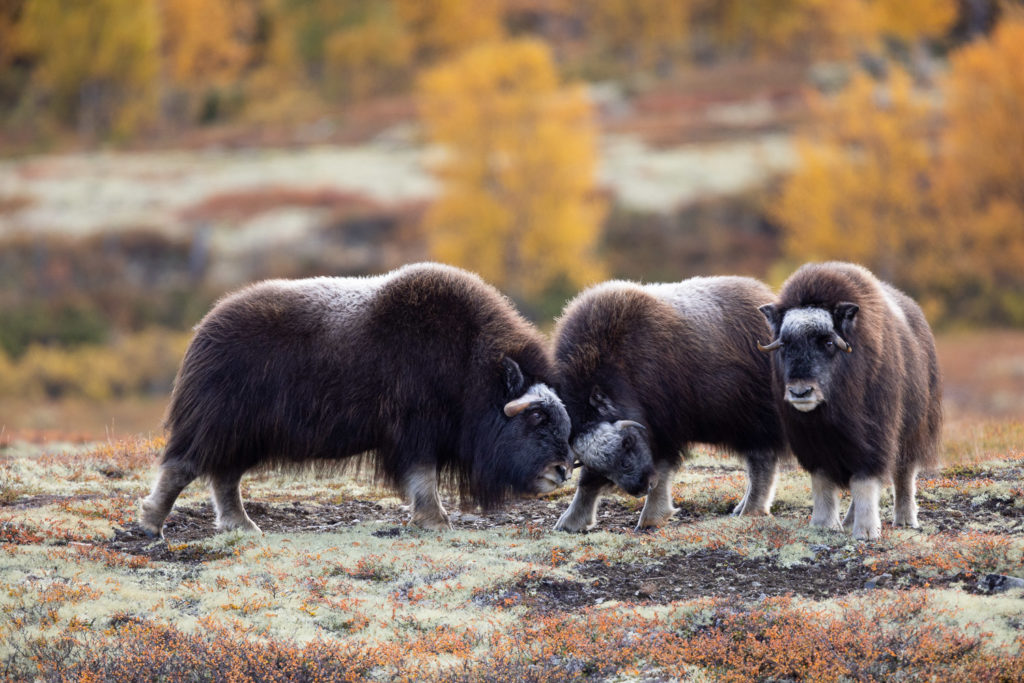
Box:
xmin=160 ymin=262 xmax=563 ymax=510
xmin=765 ymin=261 xmax=942 ymax=485
xmin=555 ymin=276 xmax=786 ymax=476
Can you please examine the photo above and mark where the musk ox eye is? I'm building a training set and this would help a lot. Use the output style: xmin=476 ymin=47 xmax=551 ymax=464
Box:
xmin=824 ymin=339 xmax=835 ymax=350
xmin=526 ymin=409 xmax=546 ymax=427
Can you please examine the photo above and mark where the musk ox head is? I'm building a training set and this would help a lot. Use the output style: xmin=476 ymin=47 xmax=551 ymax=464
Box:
xmin=570 ymin=386 xmax=655 ymax=496
xmin=471 ymin=357 xmax=573 ymax=505
xmin=758 ymin=302 xmax=858 ymax=412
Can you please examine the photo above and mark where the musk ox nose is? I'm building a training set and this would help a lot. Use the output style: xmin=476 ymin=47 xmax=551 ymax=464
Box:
xmin=788 ymin=385 xmax=814 ymax=399
xmin=555 ymin=464 xmax=569 ymax=482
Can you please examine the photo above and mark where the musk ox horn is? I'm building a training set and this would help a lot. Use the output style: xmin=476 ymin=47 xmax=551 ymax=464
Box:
xmin=504 ymin=395 xmax=537 ymax=417
xmin=614 ymin=420 xmax=646 ymax=431
xmin=757 ymin=338 xmax=783 ymax=352
xmin=833 ymin=334 xmax=853 ymax=353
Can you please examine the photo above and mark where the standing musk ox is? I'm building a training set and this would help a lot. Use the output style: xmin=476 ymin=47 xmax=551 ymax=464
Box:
xmin=758 ymin=262 xmax=941 ymax=540
xmin=139 ymin=263 xmax=573 ymax=537
xmin=552 ymin=277 xmax=787 ymax=532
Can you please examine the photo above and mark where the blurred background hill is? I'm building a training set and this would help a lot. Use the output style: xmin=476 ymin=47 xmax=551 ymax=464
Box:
xmin=1 ymin=0 xmax=1023 ymax=440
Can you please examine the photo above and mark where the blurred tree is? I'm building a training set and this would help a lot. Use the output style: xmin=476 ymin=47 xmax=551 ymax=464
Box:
xmin=418 ymin=38 xmax=605 ymax=305
xmin=160 ymin=0 xmax=256 ymax=124
xmin=585 ymin=0 xmax=691 ymax=72
xmin=872 ymin=0 xmax=958 ymax=43
xmin=18 ymin=0 xmax=160 ymax=137
xmin=394 ymin=0 xmax=504 ymax=62
xmin=714 ymin=0 xmax=874 ymax=60
xmin=933 ymin=15 xmax=1024 ymax=322
xmin=161 ymin=0 xmax=253 ymax=86
xmin=324 ymin=3 xmax=411 ymax=101
xmin=0 ymin=0 xmax=25 ymax=68
xmin=772 ymin=70 xmax=942 ymax=307
xmin=775 ymin=15 xmax=1024 ymax=325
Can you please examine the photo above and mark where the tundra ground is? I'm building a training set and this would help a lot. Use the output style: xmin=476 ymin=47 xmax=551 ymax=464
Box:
xmin=1 ymin=416 xmax=1022 ymax=681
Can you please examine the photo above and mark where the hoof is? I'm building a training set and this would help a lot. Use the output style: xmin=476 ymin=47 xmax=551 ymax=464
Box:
xmin=137 ymin=499 xmax=165 ymax=539
xmin=409 ymin=516 xmax=453 ymax=532
xmin=554 ymin=509 xmax=596 ymax=533
xmin=217 ymin=518 xmax=263 ymax=535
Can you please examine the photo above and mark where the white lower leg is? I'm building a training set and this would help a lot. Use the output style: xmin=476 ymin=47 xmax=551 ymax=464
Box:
xmin=850 ymin=476 xmax=882 ymax=540
xmin=810 ymin=471 xmax=842 ymax=530
xmin=637 ymin=460 xmax=679 ymax=529
xmin=404 ymin=467 xmax=451 ymax=531
xmin=139 ymin=464 xmax=195 ymax=537
xmin=734 ymin=453 xmax=778 ymax=516
xmin=555 ymin=474 xmax=609 ymax=532
xmin=210 ymin=474 xmax=261 ymax=533
xmin=893 ymin=467 xmax=919 ymax=528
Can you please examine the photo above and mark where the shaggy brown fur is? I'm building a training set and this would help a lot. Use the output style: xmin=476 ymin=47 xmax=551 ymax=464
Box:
xmin=760 ymin=261 xmax=942 ymax=537
xmin=553 ymin=277 xmax=786 ymax=531
xmin=139 ymin=263 xmax=572 ymax=537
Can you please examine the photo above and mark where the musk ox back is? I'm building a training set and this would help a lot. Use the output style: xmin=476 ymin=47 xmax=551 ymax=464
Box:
xmin=139 ymin=263 xmax=572 ymax=536
xmin=758 ymin=261 xmax=941 ymax=539
xmin=552 ymin=277 xmax=786 ymax=532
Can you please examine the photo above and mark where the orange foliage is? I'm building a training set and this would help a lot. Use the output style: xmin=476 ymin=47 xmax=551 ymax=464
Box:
xmin=774 ymin=18 xmax=1024 ymax=325
xmin=394 ymin=0 xmax=504 ymax=62
xmin=418 ymin=38 xmax=605 ymax=302
xmin=160 ymin=0 xmax=254 ymax=87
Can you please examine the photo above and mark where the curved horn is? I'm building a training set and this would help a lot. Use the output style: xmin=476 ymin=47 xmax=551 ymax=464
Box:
xmin=833 ymin=334 xmax=853 ymax=353
xmin=614 ymin=420 xmax=646 ymax=431
xmin=503 ymin=396 xmax=535 ymax=417
xmin=757 ymin=338 xmax=783 ymax=352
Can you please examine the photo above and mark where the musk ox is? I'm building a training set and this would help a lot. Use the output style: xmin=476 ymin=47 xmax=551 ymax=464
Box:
xmin=551 ymin=277 xmax=787 ymax=532
xmin=139 ymin=263 xmax=573 ymax=537
xmin=758 ymin=261 xmax=941 ymax=540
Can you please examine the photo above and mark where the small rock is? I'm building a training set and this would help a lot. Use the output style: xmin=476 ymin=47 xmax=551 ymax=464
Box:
xmin=865 ymin=573 xmax=893 ymax=589
xmin=460 ymin=513 xmax=482 ymax=523
xmin=979 ymin=574 xmax=1024 ymax=593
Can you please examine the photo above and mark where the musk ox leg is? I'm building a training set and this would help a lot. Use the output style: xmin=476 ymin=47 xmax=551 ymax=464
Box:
xmin=210 ymin=472 xmax=261 ymax=534
xmin=893 ymin=465 xmax=920 ymax=528
xmin=404 ymin=466 xmax=452 ymax=531
xmin=637 ymin=459 xmax=679 ymax=530
xmin=554 ymin=467 xmax=612 ymax=532
xmin=809 ymin=471 xmax=842 ymax=530
xmin=733 ymin=451 xmax=779 ymax=516
xmin=848 ymin=476 xmax=882 ymax=540
xmin=139 ymin=460 xmax=197 ymax=538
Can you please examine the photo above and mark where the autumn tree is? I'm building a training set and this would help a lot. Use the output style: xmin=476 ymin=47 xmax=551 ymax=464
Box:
xmin=932 ymin=16 xmax=1024 ymax=323
xmin=394 ymin=0 xmax=504 ymax=63
xmin=774 ymin=15 xmax=1024 ymax=325
xmin=584 ymin=0 xmax=691 ymax=72
xmin=159 ymin=0 xmax=257 ymax=124
xmin=772 ymin=70 xmax=943 ymax=310
xmin=17 ymin=0 xmax=160 ymax=137
xmin=418 ymin=38 xmax=605 ymax=307
xmin=324 ymin=3 xmax=411 ymax=101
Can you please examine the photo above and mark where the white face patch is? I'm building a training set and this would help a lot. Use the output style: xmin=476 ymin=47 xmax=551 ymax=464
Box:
xmin=780 ymin=307 xmax=834 ymax=338
xmin=572 ymin=422 xmax=624 ymax=472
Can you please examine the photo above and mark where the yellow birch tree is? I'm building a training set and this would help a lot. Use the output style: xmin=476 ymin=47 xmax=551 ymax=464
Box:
xmin=18 ymin=0 xmax=160 ymax=137
xmin=418 ymin=38 xmax=605 ymax=304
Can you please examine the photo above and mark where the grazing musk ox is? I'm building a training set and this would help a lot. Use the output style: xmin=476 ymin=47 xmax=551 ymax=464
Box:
xmin=758 ymin=262 xmax=941 ymax=540
xmin=139 ymin=263 xmax=573 ymax=537
xmin=552 ymin=277 xmax=786 ymax=532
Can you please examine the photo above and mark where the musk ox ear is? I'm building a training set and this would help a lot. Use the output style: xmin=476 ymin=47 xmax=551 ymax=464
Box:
xmin=833 ymin=302 xmax=859 ymax=340
xmin=501 ymin=356 xmax=525 ymax=398
xmin=758 ymin=304 xmax=779 ymax=333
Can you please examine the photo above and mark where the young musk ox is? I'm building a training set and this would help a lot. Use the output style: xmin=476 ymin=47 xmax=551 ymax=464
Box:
xmin=139 ymin=263 xmax=573 ymax=537
xmin=758 ymin=262 xmax=941 ymax=540
xmin=552 ymin=277 xmax=786 ymax=532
